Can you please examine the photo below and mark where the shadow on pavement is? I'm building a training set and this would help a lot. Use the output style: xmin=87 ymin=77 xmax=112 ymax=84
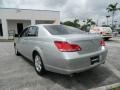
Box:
xmin=105 ymin=39 xmax=119 ymax=43
xmin=21 ymin=55 xmax=120 ymax=90
xmin=43 ymin=65 xmax=119 ymax=89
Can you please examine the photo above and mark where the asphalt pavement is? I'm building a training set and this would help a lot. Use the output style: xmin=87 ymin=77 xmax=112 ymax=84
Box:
xmin=0 ymin=36 xmax=120 ymax=90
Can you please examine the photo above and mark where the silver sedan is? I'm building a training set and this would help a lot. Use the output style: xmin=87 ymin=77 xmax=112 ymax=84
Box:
xmin=14 ymin=24 xmax=108 ymax=75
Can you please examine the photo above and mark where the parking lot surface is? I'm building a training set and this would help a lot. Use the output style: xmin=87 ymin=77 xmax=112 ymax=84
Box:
xmin=0 ymin=37 xmax=120 ymax=90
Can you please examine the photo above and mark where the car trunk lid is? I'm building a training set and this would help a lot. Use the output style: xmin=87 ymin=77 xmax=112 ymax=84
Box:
xmin=54 ymin=33 xmax=102 ymax=54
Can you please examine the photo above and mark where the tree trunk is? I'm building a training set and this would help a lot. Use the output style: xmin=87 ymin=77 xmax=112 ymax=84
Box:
xmin=107 ymin=17 xmax=108 ymax=26
xmin=112 ymin=12 xmax=114 ymax=29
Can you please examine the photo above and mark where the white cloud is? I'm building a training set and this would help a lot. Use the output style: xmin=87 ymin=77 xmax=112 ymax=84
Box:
xmin=0 ymin=0 xmax=120 ymax=25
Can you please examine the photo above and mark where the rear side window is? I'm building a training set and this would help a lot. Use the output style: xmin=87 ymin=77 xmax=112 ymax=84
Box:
xmin=44 ymin=25 xmax=84 ymax=35
xmin=102 ymin=27 xmax=112 ymax=31
xmin=27 ymin=26 xmax=38 ymax=37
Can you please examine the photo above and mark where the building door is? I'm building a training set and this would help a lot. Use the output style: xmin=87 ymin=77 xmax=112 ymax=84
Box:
xmin=0 ymin=24 xmax=3 ymax=36
xmin=17 ymin=23 xmax=23 ymax=35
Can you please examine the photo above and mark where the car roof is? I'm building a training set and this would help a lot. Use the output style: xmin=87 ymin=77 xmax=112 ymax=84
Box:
xmin=23 ymin=24 xmax=59 ymax=29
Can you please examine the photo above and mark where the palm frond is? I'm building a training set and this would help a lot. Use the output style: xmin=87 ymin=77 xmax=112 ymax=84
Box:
xmin=115 ymin=3 xmax=118 ymax=6
xmin=106 ymin=3 xmax=119 ymax=12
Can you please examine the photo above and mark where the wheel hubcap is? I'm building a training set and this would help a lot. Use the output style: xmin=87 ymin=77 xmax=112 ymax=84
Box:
xmin=35 ymin=55 xmax=42 ymax=72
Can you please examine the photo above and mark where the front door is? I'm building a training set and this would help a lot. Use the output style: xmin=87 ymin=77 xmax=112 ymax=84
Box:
xmin=17 ymin=27 xmax=28 ymax=55
xmin=17 ymin=23 xmax=23 ymax=35
xmin=0 ymin=24 xmax=3 ymax=36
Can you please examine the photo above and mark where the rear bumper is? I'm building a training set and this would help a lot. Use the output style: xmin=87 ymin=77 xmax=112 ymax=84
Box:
xmin=102 ymin=35 xmax=112 ymax=38
xmin=47 ymin=47 xmax=108 ymax=75
xmin=59 ymin=62 xmax=103 ymax=74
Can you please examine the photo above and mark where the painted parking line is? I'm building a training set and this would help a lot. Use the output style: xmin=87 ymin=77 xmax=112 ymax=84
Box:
xmin=106 ymin=43 xmax=120 ymax=48
xmin=89 ymin=62 xmax=120 ymax=90
xmin=106 ymin=62 xmax=120 ymax=79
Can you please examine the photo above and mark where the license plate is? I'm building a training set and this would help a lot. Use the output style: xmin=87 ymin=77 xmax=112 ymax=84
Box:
xmin=90 ymin=56 xmax=99 ymax=65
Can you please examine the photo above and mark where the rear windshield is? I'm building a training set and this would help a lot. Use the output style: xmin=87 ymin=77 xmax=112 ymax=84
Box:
xmin=44 ymin=25 xmax=84 ymax=35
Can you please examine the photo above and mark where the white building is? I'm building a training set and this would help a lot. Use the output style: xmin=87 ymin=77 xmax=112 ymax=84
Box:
xmin=0 ymin=8 xmax=60 ymax=39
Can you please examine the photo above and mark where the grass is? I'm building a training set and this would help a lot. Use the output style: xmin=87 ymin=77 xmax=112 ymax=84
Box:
xmin=108 ymin=86 xmax=120 ymax=90
xmin=0 ymin=39 xmax=14 ymax=42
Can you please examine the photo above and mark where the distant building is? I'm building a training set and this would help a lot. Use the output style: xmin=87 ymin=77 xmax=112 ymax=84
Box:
xmin=115 ymin=24 xmax=120 ymax=34
xmin=0 ymin=8 xmax=60 ymax=39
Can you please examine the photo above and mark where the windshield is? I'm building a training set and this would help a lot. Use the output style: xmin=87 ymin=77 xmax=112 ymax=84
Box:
xmin=44 ymin=25 xmax=84 ymax=35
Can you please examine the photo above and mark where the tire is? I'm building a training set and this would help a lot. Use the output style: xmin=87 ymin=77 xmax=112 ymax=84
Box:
xmin=14 ymin=46 xmax=20 ymax=56
xmin=33 ymin=53 xmax=45 ymax=75
xmin=104 ymin=38 xmax=109 ymax=41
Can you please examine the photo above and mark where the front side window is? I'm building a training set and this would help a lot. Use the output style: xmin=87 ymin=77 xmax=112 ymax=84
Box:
xmin=20 ymin=27 xmax=29 ymax=37
xmin=20 ymin=26 xmax=38 ymax=37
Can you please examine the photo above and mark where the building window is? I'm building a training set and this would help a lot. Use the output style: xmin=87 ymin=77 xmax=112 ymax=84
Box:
xmin=17 ymin=23 xmax=23 ymax=35
xmin=36 ymin=20 xmax=54 ymax=24
xmin=0 ymin=24 xmax=3 ymax=36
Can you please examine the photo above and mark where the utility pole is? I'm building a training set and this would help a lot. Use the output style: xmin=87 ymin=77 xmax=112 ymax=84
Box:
xmin=114 ymin=21 xmax=117 ymax=30
xmin=96 ymin=19 xmax=99 ymax=26
xmin=106 ymin=15 xmax=110 ymax=26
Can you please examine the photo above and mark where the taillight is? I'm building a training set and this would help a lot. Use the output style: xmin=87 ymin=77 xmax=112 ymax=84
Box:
xmin=54 ymin=41 xmax=81 ymax=52
xmin=99 ymin=40 xmax=105 ymax=46
xmin=100 ymin=32 xmax=103 ymax=34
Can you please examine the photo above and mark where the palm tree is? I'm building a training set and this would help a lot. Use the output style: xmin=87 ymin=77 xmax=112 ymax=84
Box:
xmin=81 ymin=19 xmax=96 ymax=31
xmin=86 ymin=19 xmax=96 ymax=26
xmin=62 ymin=19 xmax=80 ymax=28
xmin=73 ymin=19 xmax=80 ymax=28
xmin=106 ymin=3 xmax=120 ymax=28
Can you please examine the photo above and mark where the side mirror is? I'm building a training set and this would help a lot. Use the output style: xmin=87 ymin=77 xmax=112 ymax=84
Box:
xmin=14 ymin=34 xmax=19 ymax=37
